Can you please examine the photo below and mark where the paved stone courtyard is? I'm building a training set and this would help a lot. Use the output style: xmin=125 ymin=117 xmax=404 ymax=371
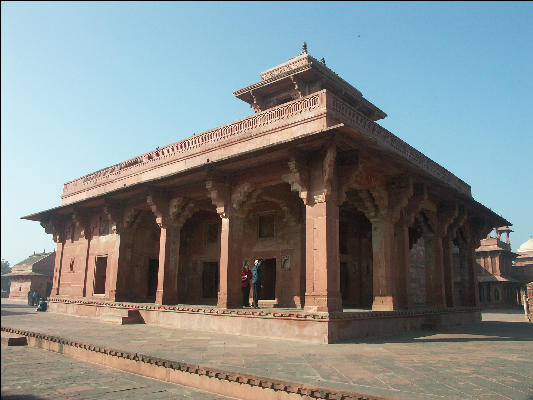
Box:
xmin=1 ymin=299 xmax=532 ymax=399
xmin=1 ymin=344 xmax=233 ymax=400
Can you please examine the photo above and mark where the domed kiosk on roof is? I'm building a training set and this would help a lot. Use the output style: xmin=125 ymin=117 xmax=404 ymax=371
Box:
xmin=514 ymin=237 xmax=533 ymax=284
xmin=517 ymin=237 xmax=533 ymax=254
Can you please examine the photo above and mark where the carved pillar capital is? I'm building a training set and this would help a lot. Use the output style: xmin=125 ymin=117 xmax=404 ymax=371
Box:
xmin=437 ymin=202 xmax=459 ymax=238
xmin=321 ymin=141 xmax=337 ymax=203
xmin=40 ymin=216 xmax=66 ymax=243
xmin=72 ymin=208 xmax=93 ymax=240
xmin=206 ymin=179 xmax=230 ymax=217
xmin=103 ymin=199 xmax=122 ymax=234
xmin=147 ymin=189 xmax=170 ymax=228
xmin=388 ymin=176 xmax=414 ymax=223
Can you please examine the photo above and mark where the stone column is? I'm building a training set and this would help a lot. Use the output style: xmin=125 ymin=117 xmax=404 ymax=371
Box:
xmin=217 ymin=212 xmax=244 ymax=308
xmin=155 ymin=223 xmax=180 ymax=305
xmin=72 ymin=211 xmax=93 ymax=298
xmin=442 ymin=236 xmax=455 ymax=307
xmin=82 ymin=235 xmax=92 ymax=298
xmin=429 ymin=233 xmax=446 ymax=307
xmin=304 ymin=198 xmax=342 ymax=312
xmin=147 ymin=191 xmax=194 ymax=306
xmin=51 ymin=238 xmax=65 ymax=296
xmin=109 ymin=229 xmax=134 ymax=301
xmin=466 ymin=242 xmax=480 ymax=306
xmin=394 ymin=220 xmax=410 ymax=309
xmin=370 ymin=216 xmax=396 ymax=311
xmin=206 ymin=179 xmax=250 ymax=309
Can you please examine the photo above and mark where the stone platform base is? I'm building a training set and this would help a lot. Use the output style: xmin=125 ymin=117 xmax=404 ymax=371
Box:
xmin=47 ymin=297 xmax=481 ymax=344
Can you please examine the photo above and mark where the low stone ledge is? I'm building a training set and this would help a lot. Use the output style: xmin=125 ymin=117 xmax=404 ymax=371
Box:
xmin=47 ymin=296 xmax=479 ymax=322
xmin=0 ymin=326 xmax=391 ymax=400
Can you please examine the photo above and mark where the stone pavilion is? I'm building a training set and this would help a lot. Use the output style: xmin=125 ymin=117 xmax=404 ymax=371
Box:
xmin=23 ymin=44 xmax=510 ymax=343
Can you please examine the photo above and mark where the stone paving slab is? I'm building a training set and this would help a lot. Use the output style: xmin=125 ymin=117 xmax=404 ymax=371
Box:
xmin=2 ymin=299 xmax=533 ymax=400
xmin=1 ymin=343 xmax=234 ymax=399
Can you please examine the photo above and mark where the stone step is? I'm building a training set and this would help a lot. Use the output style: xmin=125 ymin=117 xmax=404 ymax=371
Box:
xmin=1 ymin=332 xmax=28 ymax=346
xmin=100 ymin=309 xmax=144 ymax=325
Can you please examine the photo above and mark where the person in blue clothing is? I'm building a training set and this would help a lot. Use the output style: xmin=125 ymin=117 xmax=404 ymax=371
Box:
xmin=36 ymin=298 xmax=47 ymax=312
xmin=251 ymin=259 xmax=264 ymax=309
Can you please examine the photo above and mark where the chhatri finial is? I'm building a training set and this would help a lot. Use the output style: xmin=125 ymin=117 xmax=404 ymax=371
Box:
xmin=301 ymin=42 xmax=308 ymax=54
xmin=320 ymin=57 xmax=326 ymax=65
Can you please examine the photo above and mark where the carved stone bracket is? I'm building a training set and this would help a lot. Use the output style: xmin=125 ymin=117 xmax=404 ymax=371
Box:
xmin=206 ymin=179 xmax=231 ymax=218
xmin=147 ymin=190 xmax=171 ymax=228
xmin=174 ymin=200 xmax=197 ymax=229
xmin=147 ymin=190 xmax=196 ymax=229
xmin=340 ymin=153 xmax=389 ymax=218
xmin=469 ymin=214 xmax=493 ymax=246
xmin=103 ymin=199 xmax=122 ymax=234
xmin=123 ymin=204 xmax=141 ymax=230
xmin=72 ymin=209 xmax=93 ymax=240
xmin=231 ymin=182 xmax=255 ymax=211
xmin=321 ymin=142 xmax=337 ymax=202
xmin=400 ymin=183 xmax=428 ymax=226
xmin=40 ymin=216 xmax=66 ymax=243
xmin=282 ymin=153 xmax=310 ymax=205
xmin=388 ymin=176 xmax=414 ymax=224
xmin=437 ymin=202 xmax=459 ymax=238
xmin=447 ymin=206 xmax=467 ymax=242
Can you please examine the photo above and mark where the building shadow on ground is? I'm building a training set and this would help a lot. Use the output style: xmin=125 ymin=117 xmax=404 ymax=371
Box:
xmin=1 ymin=395 xmax=47 ymax=400
xmin=1 ymin=302 xmax=35 ymax=317
xmin=337 ymin=317 xmax=533 ymax=345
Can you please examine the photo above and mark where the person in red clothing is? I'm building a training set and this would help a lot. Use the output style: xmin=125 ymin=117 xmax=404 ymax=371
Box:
xmin=241 ymin=261 xmax=252 ymax=308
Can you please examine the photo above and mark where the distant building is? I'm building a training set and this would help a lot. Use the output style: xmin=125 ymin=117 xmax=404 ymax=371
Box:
xmin=4 ymin=251 xmax=55 ymax=300
xmin=514 ymin=237 xmax=533 ymax=284
xmin=476 ymin=228 xmax=532 ymax=307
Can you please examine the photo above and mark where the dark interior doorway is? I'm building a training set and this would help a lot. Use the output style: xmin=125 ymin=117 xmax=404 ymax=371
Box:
xmin=202 ymin=262 xmax=219 ymax=298
xmin=94 ymin=256 xmax=108 ymax=295
xmin=262 ymin=258 xmax=276 ymax=300
xmin=147 ymin=258 xmax=159 ymax=300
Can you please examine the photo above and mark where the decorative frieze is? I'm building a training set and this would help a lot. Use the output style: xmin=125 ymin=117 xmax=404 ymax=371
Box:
xmin=63 ymin=91 xmax=325 ymax=198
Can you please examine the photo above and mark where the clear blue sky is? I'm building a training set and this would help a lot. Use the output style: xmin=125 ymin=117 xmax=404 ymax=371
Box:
xmin=2 ymin=2 xmax=532 ymax=265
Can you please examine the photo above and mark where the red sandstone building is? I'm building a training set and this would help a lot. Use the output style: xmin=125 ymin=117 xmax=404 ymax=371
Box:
xmin=4 ymin=251 xmax=55 ymax=300
xmin=24 ymin=45 xmax=510 ymax=342
xmin=476 ymin=228 xmax=533 ymax=308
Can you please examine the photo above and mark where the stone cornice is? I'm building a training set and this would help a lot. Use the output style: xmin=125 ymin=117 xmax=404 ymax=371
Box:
xmin=61 ymin=91 xmax=326 ymax=203
xmin=325 ymin=92 xmax=472 ymax=197
xmin=57 ymin=90 xmax=473 ymax=213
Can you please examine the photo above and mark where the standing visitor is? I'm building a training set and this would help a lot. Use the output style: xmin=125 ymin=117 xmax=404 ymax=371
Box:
xmin=27 ymin=290 xmax=32 ymax=306
xmin=251 ymin=259 xmax=264 ymax=309
xmin=32 ymin=290 xmax=39 ymax=306
xmin=241 ymin=262 xmax=252 ymax=308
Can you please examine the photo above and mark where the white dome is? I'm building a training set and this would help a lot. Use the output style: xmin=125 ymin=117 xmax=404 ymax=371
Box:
xmin=517 ymin=237 xmax=533 ymax=253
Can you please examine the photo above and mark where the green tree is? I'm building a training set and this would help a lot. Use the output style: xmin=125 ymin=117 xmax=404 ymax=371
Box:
xmin=1 ymin=259 xmax=11 ymax=292
xmin=1 ymin=259 xmax=11 ymax=274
